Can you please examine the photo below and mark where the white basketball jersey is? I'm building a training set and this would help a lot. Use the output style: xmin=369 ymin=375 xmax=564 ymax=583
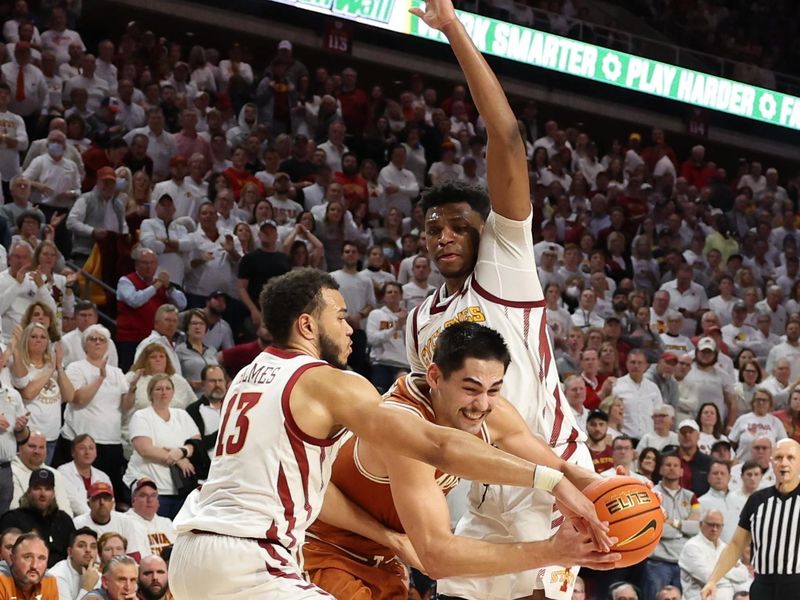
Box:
xmin=174 ymin=347 xmax=348 ymax=561
xmin=407 ymin=211 xmax=585 ymax=456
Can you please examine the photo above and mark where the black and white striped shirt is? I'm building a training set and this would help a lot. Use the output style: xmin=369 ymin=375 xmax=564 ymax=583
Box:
xmin=739 ymin=485 xmax=800 ymax=575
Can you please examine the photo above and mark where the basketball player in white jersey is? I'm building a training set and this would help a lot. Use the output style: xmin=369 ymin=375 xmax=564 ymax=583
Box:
xmin=167 ymin=269 xmax=610 ymax=599
xmin=408 ymin=1 xmax=592 ymax=598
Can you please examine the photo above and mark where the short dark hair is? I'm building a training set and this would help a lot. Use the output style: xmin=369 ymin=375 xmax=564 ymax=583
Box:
xmin=71 ymin=433 xmax=95 ymax=449
xmin=69 ymin=527 xmax=98 ymax=547
xmin=432 ymin=322 xmax=510 ymax=378
xmin=0 ymin=82 xmax=10 ymax=94
xmin=709 ymin=459 xmax=731 ymax=473
xmin=612 ymin=435 xmax=635 ymax=450
xmin=108 ymin=138 xmax=128 ymax=150
xmin=421 ymin=181 xmax=490 ymax=221
xmin=12 ymin=532 xmax=44 ymax=554
xmin=383 ymin=281 xmax=403 ymax=295
xmin=74 ymin=300 xmax=97 ymax=314
xmin=259 ymin=268 xmax=339 ymax=346
xmin=182 ymin=308 xmax=208 ymax=331
xmin=741 ymin=459 xmax=763 ymax=474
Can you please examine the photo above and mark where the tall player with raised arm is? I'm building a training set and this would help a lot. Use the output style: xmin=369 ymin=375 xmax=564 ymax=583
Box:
xmin=407 ymin=1 xmax=592 ymax=598
xmin=167 ymin=269 xmax=610 ymax=599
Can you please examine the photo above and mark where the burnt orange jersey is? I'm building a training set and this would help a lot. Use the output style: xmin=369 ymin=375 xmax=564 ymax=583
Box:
xmin=0 ymin=563 xmax=58 ymax=599
xmin=306 ymin=375 xmax=490 ymax=562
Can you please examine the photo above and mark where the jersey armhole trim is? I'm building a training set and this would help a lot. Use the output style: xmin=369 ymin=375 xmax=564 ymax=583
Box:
xmin=470 ymin=277 xmax=546 ymax=309
xmin=281 ymin=362 xmax=342 ymax=447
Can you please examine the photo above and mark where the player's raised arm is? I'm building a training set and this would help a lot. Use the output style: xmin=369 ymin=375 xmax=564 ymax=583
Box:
xmin=411 ymin=0 xmax=529 ymax=221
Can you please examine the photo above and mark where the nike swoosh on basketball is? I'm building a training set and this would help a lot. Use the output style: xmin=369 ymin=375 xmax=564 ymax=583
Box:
xmin=617 ymin=519 xmax=658 ymax=547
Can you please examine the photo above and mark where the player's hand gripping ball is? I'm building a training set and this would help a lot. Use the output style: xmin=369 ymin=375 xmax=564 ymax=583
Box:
xmin=582 ymin=476 xmax=664 ymax=568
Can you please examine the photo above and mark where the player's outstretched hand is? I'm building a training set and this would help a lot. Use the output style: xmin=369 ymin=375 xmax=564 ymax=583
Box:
xmin=547 ymin=519 xmax=620 ymax=570
xmin=552 ymin=478 xmax=613 ymax=552
xmin=409 ymin=0 xmax=458 ymax=32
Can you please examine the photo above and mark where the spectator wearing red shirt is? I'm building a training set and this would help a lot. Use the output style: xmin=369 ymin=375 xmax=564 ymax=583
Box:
xmin=337 ymin=68 xmax=369 ymax=136
xmin=334 ymin=152 xmax=368 ymax=211
xmin=174 ymin=108 xmax=211 ymax=165
xmin=580 ymin=348 xmax=615 ymax=410
xmin=680 ymin=145 xmax=716 ymax=188
xmin=224 ymin=147 xmax=265 ymax=201
xmin=217 ymin=326 xmax=271 ymax=378
xmin=81 ymin=139 xmax=128 ymax=192
xmin=639 ymin=127 xmax=677 ymax=172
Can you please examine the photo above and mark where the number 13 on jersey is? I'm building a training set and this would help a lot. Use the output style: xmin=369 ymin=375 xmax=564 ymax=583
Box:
xmin=215 ymin=392 xmax=260 ymax=457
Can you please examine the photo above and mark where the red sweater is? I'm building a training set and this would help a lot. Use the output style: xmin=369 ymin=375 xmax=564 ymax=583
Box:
xmin=117 ymin=271 xmax=168 ymax=342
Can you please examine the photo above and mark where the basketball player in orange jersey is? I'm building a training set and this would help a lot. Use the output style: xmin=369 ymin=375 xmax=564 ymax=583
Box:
xmin=168 ymin=269 xmax=612 ymax=600
xmin=407 ymin=1 xmax=595 ymax=598
xmin=304 ymin=322 xmax=621 ymax=599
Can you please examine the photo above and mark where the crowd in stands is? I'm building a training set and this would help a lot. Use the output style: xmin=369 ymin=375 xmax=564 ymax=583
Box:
xmin=0 ymin=0 xmax=790 ymax=598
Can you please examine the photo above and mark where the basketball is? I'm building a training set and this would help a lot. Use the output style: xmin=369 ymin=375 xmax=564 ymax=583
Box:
xmin=583 ymin=476 xmax=664 ymax=568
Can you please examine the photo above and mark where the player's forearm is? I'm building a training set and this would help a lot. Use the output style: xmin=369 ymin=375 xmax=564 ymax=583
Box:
xmin=420 ymin=535 xmax=553 ymax=580
xmin=436 ymin=427 xmax=536 ymax=488
xmin=441 ymin=20 xmax=518 ymax=139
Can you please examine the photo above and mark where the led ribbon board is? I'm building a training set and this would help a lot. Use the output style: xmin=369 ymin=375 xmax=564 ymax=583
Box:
xmin=272 ymin=0 xmax=800 ymax=131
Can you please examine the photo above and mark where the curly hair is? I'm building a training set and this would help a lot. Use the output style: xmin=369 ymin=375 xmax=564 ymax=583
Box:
xmin=259 ymin=268 xmax=339 ymax=346
xmin=420 ymin=180 xmax=490 ymax=221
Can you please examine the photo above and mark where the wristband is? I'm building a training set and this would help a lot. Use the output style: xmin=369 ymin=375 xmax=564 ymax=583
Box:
xmin=179 ymin=447 xmax=188 ymax=459
xmin=532 ymin=465 xmax=564 ymax=492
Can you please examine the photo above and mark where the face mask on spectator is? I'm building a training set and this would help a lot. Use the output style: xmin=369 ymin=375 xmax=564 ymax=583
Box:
xmin=47 ymin=143 xmax=64 ymax=158
xmin=566 ymin=286 xmax=580 ymax=298
xmin=382 ymin=247 xmax=394 ymax=259
xmin=116 ymin=177 xmax=127 ymax=191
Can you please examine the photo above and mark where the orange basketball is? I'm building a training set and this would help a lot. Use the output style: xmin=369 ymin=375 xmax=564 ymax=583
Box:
xmin=583 ymin=476 xmax=664 ymax=568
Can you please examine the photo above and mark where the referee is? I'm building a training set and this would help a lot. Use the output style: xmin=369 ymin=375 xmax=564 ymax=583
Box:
xmin=701 ymin=438 xmax=800 ymax=599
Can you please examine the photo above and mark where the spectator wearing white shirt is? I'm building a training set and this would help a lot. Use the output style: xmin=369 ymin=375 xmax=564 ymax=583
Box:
xmin=218 ymin=44 xmax=254 ymax=86
xmin=139 ymin=195 xmax=193 ymax=289
xmin=57 ymin=434 xmax=113 ymax=517
xmin=116 ymin=79 xmax=145 ymax=132
xmin=571 ymin=289 xmax=606 ymax=330
xmin=708 ymin=275 xmax=738 ymax=327
xmin=680 ymin=337 xmax=737 ymax=429
xmin=2 ymin=43 xmax=47 ymax=123
xmin=0 ymin=82 xmax=28 ymax=195
xmin=377 ymin=144 xmax=419 ymax=218
xmin=366 ymin=282 xmax=409 ymax=393
xmin=728 ymin=444 xmax=775 ymax=494
xmin=3 ymin=2 xmax=41 ymax=45
xmin=754 ymin=286 xmax=787 ymax=336
xmin=48 ymin=527 xmax=102 ymax=600
xmin=401 ymin=255 xmax=436 ymax=311
xmin=95 ymin=40 xmax=118 ymax=90
xmin=731 ymin=387 xmax=789 ymax=457
xmin=126 ymin=478 xmax=177 ymax=557
xmin=698 ymin=462 xmax=747 ymax=543
xmin=40 ymin=6 xmax=85 ymax=65
xmin=613 ymin=349 xmax=664 ymax=442
xmin=184 ymin=202 xmax=242 ymax=307
xmin=73 ymin=482 xmax=152 ymax=559
xmin=23 ymin=129 xmax=80 ymax=211
xmin=123 ymin=108 xmax=177 ymax=182
xmin=317 ymin=121 xmax=348 ymax=174
xmin=151 ymin=156 xmax=197 ymax=220
xmin=766 ymin=318 xmax=800 ymax=382
xmin=564 ymin=375 xmax=589 ymax=432
xmin=63 ymin=54 xmax=109 ymax=113
xmin=660 ymin=263 xmax=709 ymax=338
xmin=11 ymin=432 xmax=81 ymax=517
xmin=133 ymin=305 xmax=184 ymax=378
xmin=661 ymin=311 xmax=695 ymax=355
xmin=428 ymin=142 xmax=464 ymax=187
xmin=39 ymin=51 xmax=64 ymax=116
xmin=0 ymin=240 xmax=58 ymax=344
xmin=679 ymin=510 xmax=750 ymax=600
xmin=637 ymin=405 xmax=679 ymax=451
